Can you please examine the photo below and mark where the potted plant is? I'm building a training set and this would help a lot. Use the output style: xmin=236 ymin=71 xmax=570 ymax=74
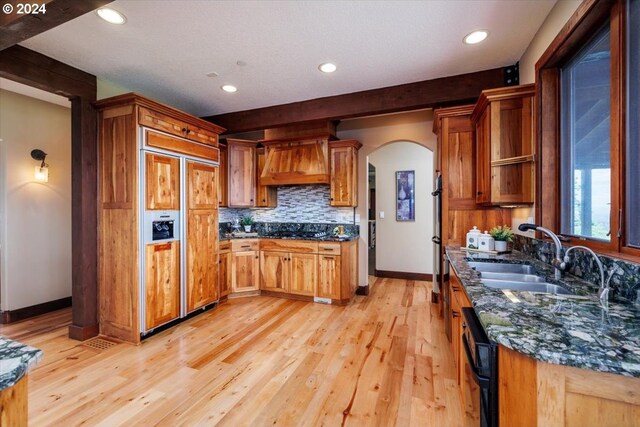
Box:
xmin=240 ymin=215 xmax=255 ymax=232
xmin=490 ymin=225 xmax=513 ymax=252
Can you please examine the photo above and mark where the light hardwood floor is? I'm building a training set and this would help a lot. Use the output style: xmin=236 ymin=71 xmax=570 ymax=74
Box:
xmin=0 ymin=277 xmax=469 ymax=426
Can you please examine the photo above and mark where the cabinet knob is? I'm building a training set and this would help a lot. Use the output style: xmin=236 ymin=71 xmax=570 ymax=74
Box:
xmin=477 ymin=192 xmax=483 ymax=195
xmin=330 ymin=198 xmax=334 ymax=201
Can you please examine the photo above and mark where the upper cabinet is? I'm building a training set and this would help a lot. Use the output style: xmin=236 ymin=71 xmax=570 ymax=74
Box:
xmin=472 ymin=84 xmax=535 ymax=206
xmin=227 ymin=138 xmax=256 ymax=208
xmin=218 ymin=142 xmax=228 ymax=207
xmin=329 ymin=140 xmax=362 ymax=207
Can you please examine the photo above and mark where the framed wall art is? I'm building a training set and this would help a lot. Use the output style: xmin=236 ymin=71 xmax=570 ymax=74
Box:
xmin=396 ymin=170 xmax=415 ymax=221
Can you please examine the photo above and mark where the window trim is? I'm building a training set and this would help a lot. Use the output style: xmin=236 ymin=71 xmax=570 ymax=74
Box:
xmin=536 ymin=0 xmax=639 ymax=259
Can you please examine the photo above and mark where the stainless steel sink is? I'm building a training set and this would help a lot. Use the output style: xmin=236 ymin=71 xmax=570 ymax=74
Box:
xmin=467 ymin=262 xmax=536 ymax=274
xmin=480 ymin=272 xmax=546 ymax=282
xmin=480 ymin=279 xmax=575 ymax=295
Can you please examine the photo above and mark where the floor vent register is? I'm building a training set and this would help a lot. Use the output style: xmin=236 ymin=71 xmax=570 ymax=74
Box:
xmin=82 ymin=337 xmax=119 ymax=351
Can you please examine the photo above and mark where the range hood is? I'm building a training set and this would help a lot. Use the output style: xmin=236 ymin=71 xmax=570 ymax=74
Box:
xmin=260 ymin=138 xmax=330 ymax=185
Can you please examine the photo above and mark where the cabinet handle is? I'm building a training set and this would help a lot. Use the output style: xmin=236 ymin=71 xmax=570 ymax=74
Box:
xmin=477 ymin=191 xmax=483 ymax=195
xmin=452 ymin=310 xmax=461 ymax=318
xmin=323 ymin=256 xmax=333 ymax=260
xmin=322 ymin=248 xmax=335 ymax=251
xmin=241 ymin=245 xmax=250 ymax=248
xmin=452 ymin=286 xmax=460 ymax=292
xmin=255 ymin=256 xmax=259 ymax=259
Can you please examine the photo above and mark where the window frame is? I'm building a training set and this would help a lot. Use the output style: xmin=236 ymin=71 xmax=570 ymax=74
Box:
xmin=536 ymin=0 xmax=639 ymax=260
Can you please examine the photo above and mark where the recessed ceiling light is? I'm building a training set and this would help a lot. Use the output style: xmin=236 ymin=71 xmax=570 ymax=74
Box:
xmin=463 ymin=30 xmax=488 ymax=45
xmin=319 ymin=63 xmax=337 ymax=73
xmin=96 ymin=8 xmax=127 ymax=25
xmin=221 ymin=85 xmax=237 ymax=93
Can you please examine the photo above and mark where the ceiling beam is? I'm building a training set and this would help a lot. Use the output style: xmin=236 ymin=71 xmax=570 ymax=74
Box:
xmin=203 ymin=67 xmax=506 ymax=134
xmin=0 ymin=45 xmax=96 ymax=100
xmin=0 ymin=0 xmax=114 ymax=51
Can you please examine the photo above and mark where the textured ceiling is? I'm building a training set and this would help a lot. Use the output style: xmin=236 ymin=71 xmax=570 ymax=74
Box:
xmin=20 ymin=0 xmax=557 ymax=117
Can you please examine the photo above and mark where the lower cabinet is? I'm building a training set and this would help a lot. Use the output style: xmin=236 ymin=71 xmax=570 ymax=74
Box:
xmin=317 ymin=254 xmax=341 ymax=299
xmin=218 ymin=241 xmax=231 ymax=298
xmin=289 ymin=253 xmax=317 ymax=296
xmin=231 ymin=251 xmax=260 ymax=293
xmin=260 ymin=251 xmax=289 ymax=293
xmin=145 ymin=241 xmax=181 ymax=330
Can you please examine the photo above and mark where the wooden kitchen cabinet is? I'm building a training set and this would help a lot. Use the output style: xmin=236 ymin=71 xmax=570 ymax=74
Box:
xmin=433 ymin=105 xmax=511 ymax=249
xmin=472 ymin=84 xmax=535 ymax=205
xmin=260 ymin=251 xmax=289 ymax=293
xmin=290 ymin=253 xmax=317 ymax=296
xmin=218 ymin=143 xmax=228 ymax=207
xmin=97 ymin=93 xmax=223 ymax=344
xmin=449 ymin=269 xmax=473 ymax=402
xmin=145 ymin=152 xmax=180 ymax=210
xmin=145 ymin=241 xmax=180 ymax=330
xmin=231 ymin=239 xmax=260 ymax=293
xmin=219 ymin=241 xmax=231 ymax=298
xmin=329 ymin=140 xmax=362 ymax=207
xmin=317 ymin=254 xmax=341 ymax=300
xmin=186 ymin=161 xmax=218 ymax=313
xmin=256 ymin=147 xmax=277 ymax=207
xmin=227 ymin=139 xmax=256 ymax=207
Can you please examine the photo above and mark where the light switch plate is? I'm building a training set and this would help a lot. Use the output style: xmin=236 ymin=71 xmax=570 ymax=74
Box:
xmin=379 ymin=211 xmax=385 ymax=219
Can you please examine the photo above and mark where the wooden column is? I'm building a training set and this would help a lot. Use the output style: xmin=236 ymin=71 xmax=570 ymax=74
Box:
xmin=68 ymin=97 xmax=99 ymax=341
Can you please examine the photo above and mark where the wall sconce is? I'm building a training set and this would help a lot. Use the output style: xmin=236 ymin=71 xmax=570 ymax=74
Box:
xmin=31 ymin=149 xmax=49 ymax=183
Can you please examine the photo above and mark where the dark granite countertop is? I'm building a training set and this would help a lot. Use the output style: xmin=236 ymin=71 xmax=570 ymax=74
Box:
xmin=0 ymin=336 xmax=43 ymax=390
xmin=446 ymin=246 xmax=640 ymax=378
xmin=220 ymin=234 xmax=359 ymax=242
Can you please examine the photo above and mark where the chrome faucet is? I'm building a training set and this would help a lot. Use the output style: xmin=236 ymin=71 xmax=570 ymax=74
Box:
xmin=562 ymin=245 xmax=609 ymax=305
xmin=518 ymin=223 xmax=565 ymax=280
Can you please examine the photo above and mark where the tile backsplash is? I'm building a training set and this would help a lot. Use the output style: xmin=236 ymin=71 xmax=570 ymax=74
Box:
xmin=513 ymin=235 xmax=640 ymax=303
xmin=220 ymin=185 xmax=356 ymax=224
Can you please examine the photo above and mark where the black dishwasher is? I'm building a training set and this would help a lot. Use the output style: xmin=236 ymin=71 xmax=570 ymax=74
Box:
xmin=462 ymin=307 xmax=498 ymax=427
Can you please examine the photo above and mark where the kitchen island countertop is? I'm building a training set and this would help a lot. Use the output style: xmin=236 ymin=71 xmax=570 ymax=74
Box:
xmin=0 ymin=336 xmax=43 ymax=390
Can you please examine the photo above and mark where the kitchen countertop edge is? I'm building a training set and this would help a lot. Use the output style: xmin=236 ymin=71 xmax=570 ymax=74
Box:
xmin=0 ymin=336 xmax=43 ymax=390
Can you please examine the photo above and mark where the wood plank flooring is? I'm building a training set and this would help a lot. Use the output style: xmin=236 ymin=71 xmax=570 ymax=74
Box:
xmin=0 ymin=277 xmax=470 ymax=426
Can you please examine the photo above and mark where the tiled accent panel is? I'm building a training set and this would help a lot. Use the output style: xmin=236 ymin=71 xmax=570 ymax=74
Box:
xmin=219 ymin=185 xmax=355 ymax=224
xmin=513 ymin=235 xmax=640 ymax=303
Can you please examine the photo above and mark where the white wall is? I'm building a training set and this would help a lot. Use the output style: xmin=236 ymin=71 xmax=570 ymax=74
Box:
xmin=369 ymin=142 xmax=433 ymax=274
xmin=338 ymin=110 xmax=436 ymax=285
xmin=0 ymin=89 xmax=72 ymax=310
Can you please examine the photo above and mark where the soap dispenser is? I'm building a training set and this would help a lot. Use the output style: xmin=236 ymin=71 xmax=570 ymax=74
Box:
xmin=466 ymin=226 xmax=481 ymax=249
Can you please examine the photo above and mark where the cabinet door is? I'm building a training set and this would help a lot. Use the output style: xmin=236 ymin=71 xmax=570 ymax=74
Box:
xmin=187 ymin=161 xmax=218 ymax=210
xmin=228 ymin=141 xmax=256 ymax=207
xmin=218 ymin=145 xmax=228 ymax=207
xmin=145 ymin=241 xmax=180 ymax=330
xmin=231 ymin=251 xmax=260 ymax=292
xmin=450 ymin=281 xmax=462 ymax=384
xmin=260 ymin=251 xmax=289 ymax=293
xmin=256 ymin=147 xmax=277 ymax=207
xmin=186 ymin=210 xmax=218 ymax=312
xmin=146 ymin=152 xmax=180 ymax=210
xmin=290 ymin=253 xmax=317 ymax=296
xmin=219 ymin=251 xmax=231 ymax=297
xmin=330 ymin=146 xmax=358 ymax=207
xmin=317 ymin=255 xmax=341 ymax=299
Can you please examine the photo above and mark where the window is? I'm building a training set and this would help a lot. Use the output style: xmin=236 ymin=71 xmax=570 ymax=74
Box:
xmin=560 ymin=25 xmax=611 ymax=241
xmin=538 ymin=0 xmax=640 ymax=258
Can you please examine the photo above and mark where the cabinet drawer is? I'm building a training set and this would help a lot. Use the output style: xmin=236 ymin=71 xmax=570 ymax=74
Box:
xmin=231 ymin=239 xmax=260 ymax=252
xmin=219 ymin=240 xmax=231 ymax=252
xmin=318 ymin=242 xmax=341 ymax=255
xmin=139 ymin=106 xmax=218 ymax=146
xmin=260 ymin=239 xmax=319 ymax=253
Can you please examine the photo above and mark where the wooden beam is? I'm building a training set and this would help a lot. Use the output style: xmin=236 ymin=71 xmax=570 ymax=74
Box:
xmin=0 ymin=45 xmax=96 ymax=100
xmin=204 ymin=67 xmax=506 ymax=133
xmin=0 ymin=0 xmax=113 ymax=51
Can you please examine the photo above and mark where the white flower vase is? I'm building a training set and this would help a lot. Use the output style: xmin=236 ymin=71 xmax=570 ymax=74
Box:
xmin=495 ymin=240 xmax=508 ymax=252
xmin=244 ymin=225 xmax=251 ymax=232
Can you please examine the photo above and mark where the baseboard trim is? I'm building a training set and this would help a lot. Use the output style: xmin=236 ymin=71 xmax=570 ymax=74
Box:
xmin=68 ymin=323 xmax=99 ymax=341
xmin=1 ymin=296 xmax=72 ymax=324
xmin=374 ymin=270 xmax=432 ymax=281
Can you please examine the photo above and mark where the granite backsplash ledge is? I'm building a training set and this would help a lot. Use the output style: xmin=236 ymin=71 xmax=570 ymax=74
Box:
xmin=513 ymin=234 xmax=640 ymax=303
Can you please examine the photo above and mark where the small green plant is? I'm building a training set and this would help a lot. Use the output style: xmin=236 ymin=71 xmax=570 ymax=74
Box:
xmin=240 ymin=215 xmax=255 ymax=226
xmin=490 ymin=225 xmax=513 ymax=242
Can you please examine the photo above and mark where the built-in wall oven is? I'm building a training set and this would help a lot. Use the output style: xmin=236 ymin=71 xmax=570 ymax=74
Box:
xmin=462 ymin=307 xmax=498 ymax=427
